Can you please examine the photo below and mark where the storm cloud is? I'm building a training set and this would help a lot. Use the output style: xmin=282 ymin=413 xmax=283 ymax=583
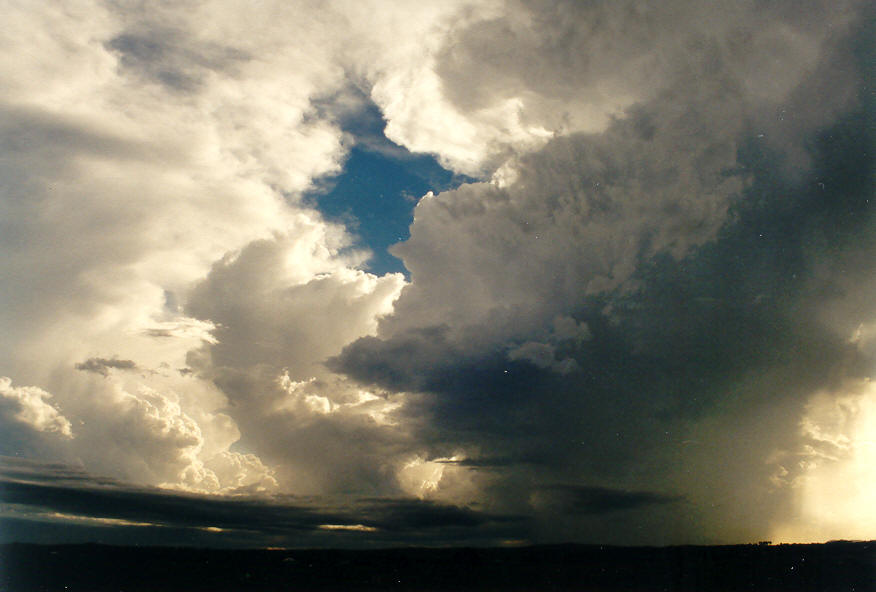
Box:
xmin=0 ymin=0 xmax=873 ymax=547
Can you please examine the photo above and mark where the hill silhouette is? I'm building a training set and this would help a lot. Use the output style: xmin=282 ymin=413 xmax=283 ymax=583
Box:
xmin=1 ymin=541 xmax=872 ymax=591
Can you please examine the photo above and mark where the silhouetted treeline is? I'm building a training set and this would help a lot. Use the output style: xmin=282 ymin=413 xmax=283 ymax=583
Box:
xmin=1 ymin=541 xmax=873 ymax=591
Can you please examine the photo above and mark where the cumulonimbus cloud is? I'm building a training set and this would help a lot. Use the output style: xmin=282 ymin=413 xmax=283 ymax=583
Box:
xmin=0 ymin=0 xmax=872 ymax=547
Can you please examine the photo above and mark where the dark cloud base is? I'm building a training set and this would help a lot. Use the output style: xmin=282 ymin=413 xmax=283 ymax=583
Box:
xmin=533 ymin=484 xmax=682 ymax=515
xmin=0 ymin=458 xmax=523 ymax=549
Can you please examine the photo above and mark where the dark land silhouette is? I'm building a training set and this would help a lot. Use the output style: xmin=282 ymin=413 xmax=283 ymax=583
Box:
xmin=1 ymin=540 xmax=873 ymax=591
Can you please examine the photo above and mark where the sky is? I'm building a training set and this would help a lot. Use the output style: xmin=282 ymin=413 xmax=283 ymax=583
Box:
xmin=0 ymin=0 xmax=874 ymax=549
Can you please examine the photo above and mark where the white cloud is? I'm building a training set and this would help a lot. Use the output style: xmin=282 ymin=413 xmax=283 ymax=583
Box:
xmin=176 ymin=227 xmax=414 ymax=495
xmin=203 ymin=451 xmax=278 ymax=494
xmin=0 ymin=377 xmax=73 ymax=439
xmin=186 ymin=232 xmax=405 ymax=379
xmin=0 ymin=0 xmax=417 ymax=493
xmin=79 ymin=383 xmax=208 ymax=486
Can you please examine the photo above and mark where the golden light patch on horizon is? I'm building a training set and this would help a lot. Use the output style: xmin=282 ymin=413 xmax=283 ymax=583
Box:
xmin=771 ymin=380 xmax=876 ymax=542
xmin=317 ymin=524 xmax=378 ymax=532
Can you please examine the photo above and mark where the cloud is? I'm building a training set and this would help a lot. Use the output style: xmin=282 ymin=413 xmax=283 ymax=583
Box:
xmin=0 ymin=458 xmax=522 ymax=547
xmin=141 ymin=316 xmax=218 ymax=343
xmin=75 ymin=357 xmax=139 ymax=377
xmin=180 ymin=231 xmax=416 ymax=496
xmin=106 ymin=28 xmax=249 ymax=93
xmin=0 ymin=0 xmax=423 ymax=504
xmin=365 ymin=0 xmax=862 ymax=176
xmin=0 ymin=0 xmax=872 ymax=547
xmin=509 ymin=347 xmax=572 ymax=377
xmin=531 ymin=485 xmax=682 ymax=516
xmin=769 ymin=379 xmax=876 ymax=541
xmin=186 ymin=235 xmax=404 ymax=378
xmin=0 ymin=378 xmax=73 ymax=440
xmin=333 ymin=94 xmax=874 ymax=539
xmin=329 ymin=1 xmax=874 ymax=543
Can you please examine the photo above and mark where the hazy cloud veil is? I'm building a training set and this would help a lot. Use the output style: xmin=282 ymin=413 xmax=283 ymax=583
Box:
xmin=1 ymin=0 xmax=873 ymax=546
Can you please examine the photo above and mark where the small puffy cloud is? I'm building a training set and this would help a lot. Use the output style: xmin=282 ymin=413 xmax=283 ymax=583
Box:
xmin=203 ymin=451 xmax=278 ymax=494
xmin=508 ymin=315 xmax=593 ymax=374
xmin=507 ymin=342 xmax=556 ymax=369
xmin=75 ymin=357 xmax=139 ymax=377
xmin=550 ymin=316 xmax=591 ymax=343
xmin=141 ymin=317 xmax=217 ymax=344
xmin=0 ymin=377 xmax=73 ymax=439
xmin=396 ymin=454 xmax=483 ymax=505
xmin=506 ymin=318 xmax=589 ymax=374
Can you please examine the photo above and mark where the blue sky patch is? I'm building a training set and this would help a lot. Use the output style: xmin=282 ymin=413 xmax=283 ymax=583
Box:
xmin=305 ymin=103 xmax=474 ymax=276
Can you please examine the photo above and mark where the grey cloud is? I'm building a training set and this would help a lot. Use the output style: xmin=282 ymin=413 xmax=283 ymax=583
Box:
xmin=340 ymin=99 xmax=873 ymax=428
xmin=107 ymin=28 xmax=249 ymax=93
xmin=75 ymin=357 xmax=139 ymax=377
xmin=326 ymin=326 xmax=458 ymax=393
xmin=380 ymin=93 xmax=750 ymax=346
xmin=434 ymin=456 xmax=543 ymax=469
xmin=434 ymin=0 xmax=862 ymax=167
xmin=0 ymin=456 xmax=116 ymax=486
xmin=143 ymin=329 xmax=175 ymax=338
xmin=329 ymin=8 xmax=874 ymax=543
xmin=0 ymin=458 xmax=522 ymax=547
xmin=507 ymin=342 xmax=578 ymax=375
xmin=532 ymin=485 xmax=682 ymax=516
xmin=507 ymin=342 xmax=558 ymax=368
xmin=0 ymin=104 xmax=154 ymax=166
